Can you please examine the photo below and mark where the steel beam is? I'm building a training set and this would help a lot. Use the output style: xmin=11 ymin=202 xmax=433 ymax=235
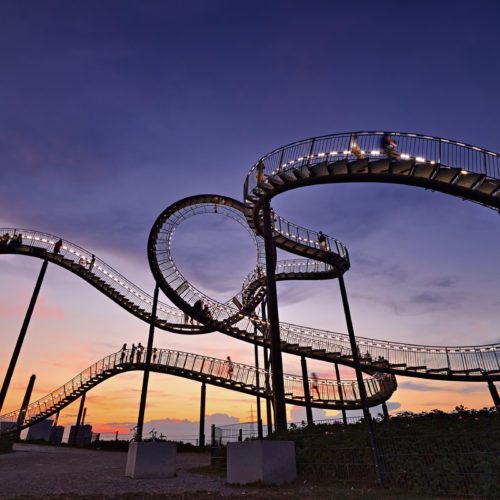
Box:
xmin=334 ymin=363 xmax=347 ymax=425
xmin=338 ymin=273 xmax=384 ymax=486
xmin=16 ymin=374 xmax=36 ymax=430
xmin=487 ymin=379 xmax=500 ymax=411
xmin=199 ymin=382 xmax=206 ymax=447
xmin=0 ymin=260 xmax=48 ymax=413
xmin=72 ymin=392 xmax=86 ymax=446
xmin=300 ymin=356 xmax=313 ymax=426
xmin=136 ymin=284 xmax=160 ymax=441
xmin=254 ymin=341 xmax=263 ymax=439
xmin=261 ymin=200 xmax=287 ymax=432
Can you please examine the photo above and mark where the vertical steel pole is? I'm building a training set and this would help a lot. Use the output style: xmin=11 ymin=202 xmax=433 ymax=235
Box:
xmin=300 ymin=356 xmax=313 ymax=426
xmin=338 ymin=273 xmax=384 ymax=486
xmin=261 ymin=200 xmax=287 ymax=432
xmin=382 ymin=401 xmax=390 ymax=420
xmin=81 ymin=407 xmax=87 ymax=426
xmin=487 ymin=379 xmax=500 ymax=411
xmin=16 ymin=374 xmax=36 ymax=430
xmin=0 ymin=260 xmax=48 ymax=413
xmin=261 ymin=302 xmax=273 ymax=435
xmin=199 ymin=382 xmax=206 ymax=447
xmin=334 ymin=363 xmax=348 ymax=425
xmin=72 ymin=392 xmax=86 ymax=446
xmin=254 ymin=341 xmax=263 ymax=439
xmin=136 ymin=284 xmax=160 ymax=441
xmin=53 ymin=410 xmax=60 ymax=427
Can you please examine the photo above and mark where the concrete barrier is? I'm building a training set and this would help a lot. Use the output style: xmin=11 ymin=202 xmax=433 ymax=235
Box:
xmin=125 ymin=441 xmax=176 ymax=478
xmin=227 ymin=440 xmax=296 ymax=485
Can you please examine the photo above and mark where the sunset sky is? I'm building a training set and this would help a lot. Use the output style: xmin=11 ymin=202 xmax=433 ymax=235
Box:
xmin=1 ymin=1 xmax=499 ymax=440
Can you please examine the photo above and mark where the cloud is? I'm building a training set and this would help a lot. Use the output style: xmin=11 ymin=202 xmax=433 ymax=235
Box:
xmin=0 ymin=294 xmax=64 ymax=320
xmin=399 ymin=381 xmax=485 ymax=394
xmin=92 ymin=412 xmax=240 ymax=438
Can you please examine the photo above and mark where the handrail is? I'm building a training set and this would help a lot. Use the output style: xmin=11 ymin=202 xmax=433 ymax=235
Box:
xmin=0 ymin=348 xmax=396 ymax=429
xmin=2 ymin=225 xmax=499 ymax=376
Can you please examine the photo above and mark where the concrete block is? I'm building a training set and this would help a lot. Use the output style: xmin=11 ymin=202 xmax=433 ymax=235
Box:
xmin=125 ymin=441 xmax=176 ymax=478
xmin=227 ymin=440 xmax=296 ymax=485
xmin=27 ymin=420 xmax=53 ymax=441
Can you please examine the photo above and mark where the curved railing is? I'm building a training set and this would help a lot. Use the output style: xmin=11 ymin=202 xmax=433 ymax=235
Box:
xmin=2 ymin=225 xmax=499 ymax=379
xmin=245 ymin=131 xmax=500 ymax=192
xmin=0 ymin=228 xmax=186 ymax=326
xmin=0 ymin=348 xmax=396 ymax=431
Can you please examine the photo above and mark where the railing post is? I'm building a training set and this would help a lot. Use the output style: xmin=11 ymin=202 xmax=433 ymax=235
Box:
xmin=211 ymin=424 xmax=216 ymax=447
xmin=0 ymin=260 xmax=48 ymax=413
xmin=334 ymin=363 xmax=347 ymax=425
xmin=261 ymin=200 xmax=287 ymax=432
xmin=300 ymin=356 xmax=313 ymax=426
xmin=338 ymin=273 xmax=384 ymax=487
xmin=135 ymin=284 xmax=160 ymax=441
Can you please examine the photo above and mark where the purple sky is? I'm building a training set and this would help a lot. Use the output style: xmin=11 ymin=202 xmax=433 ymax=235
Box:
xmin=1 ymin=1 xmax=499 ymax=429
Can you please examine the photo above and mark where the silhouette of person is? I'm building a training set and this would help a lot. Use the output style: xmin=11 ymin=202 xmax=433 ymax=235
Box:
xmin=120 ymin=344 xmax=127 ymax=364
xmin=136 ymin=342 xmax=144 ymax=363
xmin=318 ymin=231 xmax=328 ymax=251
xmin=256 ymin=160 xmax=265 ymax=184
xmin=312 ymin=372 xmax=320 ymax=399
xmin=88 ymin=254 xmax=96 ymax=272
xmin=226 ymin=356 xmax=234 ymax=379
xmin=129 ymin=344 xmax=136 ymax=363
xmin=381 ymin=134 xmax=399 ymax=159
xmin=54 ymin=239 xmax=63 ymax=255
xmin=350 ymin=134 xmax=363 ymax=160
xmin=152 ymin=347 xmax=158 ymax=364
xmin=203 ymin=304 xmax=212 ymax=320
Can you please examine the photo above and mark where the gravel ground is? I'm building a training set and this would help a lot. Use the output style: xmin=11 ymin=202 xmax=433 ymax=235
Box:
xmin=1 ymin=444 xmax=367 ymax=500
xmin=0 ymin=444 xmax=233 ymax=498
xmin=0 ymin=444 xmax=397 ymax=499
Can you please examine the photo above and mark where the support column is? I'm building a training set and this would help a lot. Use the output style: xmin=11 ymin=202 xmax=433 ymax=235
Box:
xmin=487 ymin=379 xmax=500 ymax=411
xmin=199 ymin=382 xmax=206 ymax=447
xmin=254 ymin=341 xmax=263 ymax=439
xmin=338 ymin=273 xmax=383 ymax=486
xmin=81 ymin=407 xmax=87 ymax=426
xmin=261 ymin=200 xmax=287 ymax=432
xmin=53 ymin=410 xmax=60 ymax=427
xmin=0 ymin=260 xmax=48 ymax=413
xmin=382 ymin=401 xmax=390 ymax=420
xmin=334 ymin=363 xmax=348 ymax=425
xmin=16 ymin=374 xmax=36 ymax=431
xmin=261 ymin=301 xmax=273 ymax=435
xmin=136 ymin=284 xmax=160 ymax=441
xmin=72 ymin=392 xmax=86 ymax=446
xmin=300 ymin=356 xmax=313 ymax=426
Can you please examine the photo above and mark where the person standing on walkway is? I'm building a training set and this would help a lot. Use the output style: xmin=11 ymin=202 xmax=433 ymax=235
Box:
xmin=312 ymin=372 xmax=320 ymax=399
xmin=152 ymin=348 xmax=158 ymax=364
xmin=136 ymin=342 xmax=144 ymax=363
xmin=318 ymin=231 xmax=328 ymax=252
xmin=54 ymin=239 xmax=63 ymax=255
xmin=226 ymin=356 xmax=234 ymax=380
xmin=88 ymin=254 xmax=96 ymax=272
xmin=120 ymin=344 xmax=127 ymax=364
xmin=129 ymin=344 xmax=136 ymax=363
xmin=256 ymin=160 xmax=265 ymax=184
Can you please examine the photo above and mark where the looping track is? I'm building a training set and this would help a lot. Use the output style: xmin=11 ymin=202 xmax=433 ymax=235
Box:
xmin=1 ymin=131 xmax=499 ymax=432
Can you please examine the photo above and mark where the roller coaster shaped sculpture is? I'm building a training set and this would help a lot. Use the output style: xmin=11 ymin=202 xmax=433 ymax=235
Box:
xmin=1 ymin=131 xmax=499 ymax=433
